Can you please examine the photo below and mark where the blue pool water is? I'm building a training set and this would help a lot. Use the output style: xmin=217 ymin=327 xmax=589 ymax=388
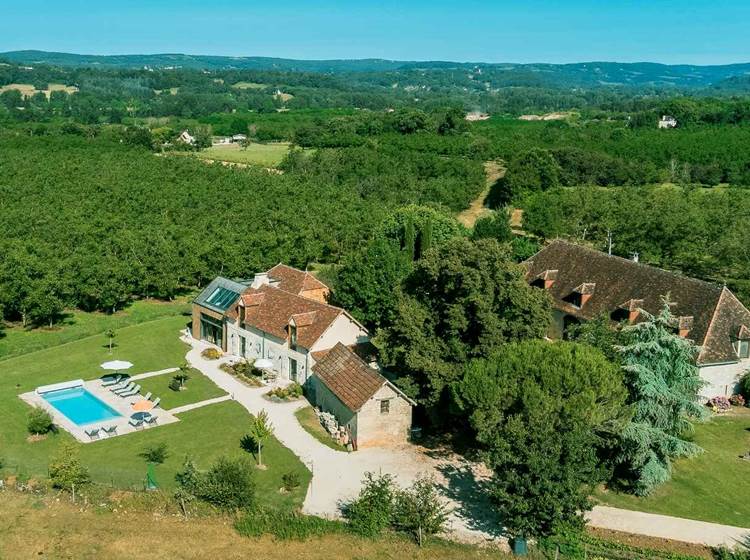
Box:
xmin=41 ymin=387 xmax=121 ymax=426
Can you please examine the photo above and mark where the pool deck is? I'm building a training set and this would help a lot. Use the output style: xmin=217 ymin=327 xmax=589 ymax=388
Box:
xmin=20 ymin=378 xmax=179 ymax=443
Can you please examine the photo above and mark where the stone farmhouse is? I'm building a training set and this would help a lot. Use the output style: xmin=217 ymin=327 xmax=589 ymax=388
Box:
xmin=525 ymin=240 xmax=750 ymax=399
xmin=192 ymin=264 xmax=413 ymax=447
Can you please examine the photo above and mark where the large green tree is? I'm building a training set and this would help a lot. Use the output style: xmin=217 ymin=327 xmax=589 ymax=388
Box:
xmin=456 ymin=340 xmax=629 ymax=540
xmin=375 ymin=237 xmax=551 ymax=414
xmin=615 ymin=300 xmax=706 ymax=495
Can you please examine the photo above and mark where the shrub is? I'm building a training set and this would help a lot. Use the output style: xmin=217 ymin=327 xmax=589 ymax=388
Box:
xmin=282 ymin=471 xmax=301 ymax=492
xmin=267 ymin=382 xmax=303 ymax=401
xmin=168 ymin=378 xmax=181 ymax=391
xmin=201 ymin=348 xmax=222 ymax=360
xmin=235 ymin=509 xmax=344 ymax=541
xmin=49 ymin=443 xmax=90 ymax=491
xmin=729 ymin=394 xmax=746 ymax=407
xmin=707 ymin=396 xmax=731 ymax=413
xmin=392 ymin=476 xmax=450 ymax=546
xmin=27 ymin=406 xmax=53 ymax=435
xmin=343 ymin=472 xmax=396 ymax=537
xmin=177 ymin=456 xmax=256 ymax=511
xmin=739 ymin=371 xmax=750 ymax=401
xmin=138 ymin=442 xmax=169 ymax=464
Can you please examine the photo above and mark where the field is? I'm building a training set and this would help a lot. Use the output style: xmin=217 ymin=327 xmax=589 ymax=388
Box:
xmin=0 ymin=491 xmax=499 ymax=560
xmin=0 ymin=311 xmax=310 ymax=510
xmin=0 ymin=82 xmax=79 ymax=97
xmin=196 ymin=142 xmax=294 ymax=167
xmin=596 ymin=408 xmax=750 ymax=527
xmin=232 ymin=81 xmax=267 ymax=89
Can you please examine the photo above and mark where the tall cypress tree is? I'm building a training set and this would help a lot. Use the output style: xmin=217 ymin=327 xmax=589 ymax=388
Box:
xmin=404 ymin=217 xmax=417 ymax=262
xmin=418 ymin=217 xmax=433 ymax=258
xmin=615 ymin=299 xmax=706 ymax=495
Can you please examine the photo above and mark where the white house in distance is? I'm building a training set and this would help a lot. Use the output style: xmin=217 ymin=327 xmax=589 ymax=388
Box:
xmin=191 ymin=264 xmax=414 ymax=447
xmin=525 ymin=240 xmax=750 ymax=400
xmin=177 ymin=129 xmax=196 ymax=145
xmin=658 ymin=115 xmax=678 ymax=129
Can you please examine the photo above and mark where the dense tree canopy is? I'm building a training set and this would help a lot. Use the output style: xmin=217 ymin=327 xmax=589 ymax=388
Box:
xmin=375 ymin=237 xmax=551 ymax=417
xmin=456 ymin=340 xmax=629 ymax=539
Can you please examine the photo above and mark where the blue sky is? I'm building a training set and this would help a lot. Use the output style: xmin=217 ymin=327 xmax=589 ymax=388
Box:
xmin=1 ymin=1 xmax=748 ymax=64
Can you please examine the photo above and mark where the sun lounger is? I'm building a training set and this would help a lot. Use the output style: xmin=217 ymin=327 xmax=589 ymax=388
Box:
xmin=113 ymin=381 xmax=135 ymax=395
xmin=101 ymin=375 xmax=122 ymax=387
xmin=128 ymin=419 xmax=144 ymax=430
xmin=85 ymin=428 xmax=100 ymax=440
xmin=151 ymin=397 xmax=161 ymax=408
xmin=143 ymin=392 xmax=152 ymax=401
xmin=144 ymin=415 xmax=158 ymax=427
xmin=119 ymin=384 xmax=141 ymax=398
xmin=102 ymin=425 xmax=118 ymax=436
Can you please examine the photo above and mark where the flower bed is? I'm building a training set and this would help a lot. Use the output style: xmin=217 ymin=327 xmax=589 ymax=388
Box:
xmin=220 ymin=361 xmax=263 ymax=387
xmin=264 ymin=383 xmax=303 ymax=402
xmin=707 ymin=396 xmax=731 ymax=413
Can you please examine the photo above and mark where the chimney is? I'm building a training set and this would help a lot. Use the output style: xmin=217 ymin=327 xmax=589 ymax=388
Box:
xmin=251 ymin=272 xmax=270 ymax=289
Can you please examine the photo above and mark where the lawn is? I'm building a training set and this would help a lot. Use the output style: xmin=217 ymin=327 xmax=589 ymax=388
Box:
xmin=295 ymin=406 xmax=348 ymax=452
xmin=0 ymin=298 xmax=192 ymax=361
xmin=596 ymin=408 xmax=750 ymax=527
xmin=232 ymin=81 xmax=268 ymax=90
xmin=196 ymin=142 xmax=293 ymax=167
xmin=0 ymin=314 xmax=310 ymax=510
xmin=136 ymin=368 xmax=227 ymax=410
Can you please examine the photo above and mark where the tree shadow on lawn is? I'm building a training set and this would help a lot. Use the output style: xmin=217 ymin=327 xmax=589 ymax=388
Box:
xmin=240 ymin=434 xmax=259 ymax=462
xmin=433 ymin=461 xmax=506 ymax=539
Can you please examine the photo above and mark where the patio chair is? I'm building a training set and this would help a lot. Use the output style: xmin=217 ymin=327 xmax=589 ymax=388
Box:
xmin=101 ymin=375 xmax=122 ymax=387
xmin=143 ymin=392 xmax=152 ymax=401
xmin=119 ymin=384 xmax=141 ymax=398
xmin=113 ymin=381 xmax=135 ymax=395
xmin=151 ymin=397 xmax=161 ymax=409
xmin=85 ymin=428 xmax=100 ymax=440
xmin=128 ymin=419 xmax=144 ymax=430
xmin=102 ymin=425 xmax=118 ymax=437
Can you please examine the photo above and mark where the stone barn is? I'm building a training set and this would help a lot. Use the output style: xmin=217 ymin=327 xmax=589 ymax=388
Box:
xmin=310 ymin=343 xmax=414 ymax=448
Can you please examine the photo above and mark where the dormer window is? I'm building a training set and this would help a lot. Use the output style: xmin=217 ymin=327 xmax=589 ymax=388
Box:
xmin=677 ymin=316 xmax=694 ymax=338
xmin=531 ymin=269 xmax=558 ymax=290
xmin=563 ymin=282 xmax=595 ymax=308
xmin=289 ymin=324 xmax=298 ymax=350
xmin=733 ymin=326 xmax=750 ymax=359
xmin=612 ymin=299 xmax=644 ymax=323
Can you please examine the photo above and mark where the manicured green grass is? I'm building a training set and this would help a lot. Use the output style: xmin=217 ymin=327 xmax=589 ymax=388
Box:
xmin=197 ymin=142 xmax=293 ymax=167
xmin=137 ymin=368 xmax=227 ymax=410
xmin=0 ymin=298 xmax=192 ymax=361
xmin=0 ymin=314 xmax=310 ymax=510
xmin=232 ymin=81 xmax=268 ymax=90
xmin=596 ymin=408 xmax=750 ymax=527
xmin=294 ymin=406 xmax=348 ymax=452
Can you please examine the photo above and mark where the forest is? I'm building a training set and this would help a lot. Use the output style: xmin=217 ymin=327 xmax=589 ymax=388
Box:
xmin=3 ymin=55 xmax=750 ymax=326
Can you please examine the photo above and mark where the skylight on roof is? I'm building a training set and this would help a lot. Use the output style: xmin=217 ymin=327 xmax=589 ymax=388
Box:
xmin=205 ymin=286 xmax=240 ymax=310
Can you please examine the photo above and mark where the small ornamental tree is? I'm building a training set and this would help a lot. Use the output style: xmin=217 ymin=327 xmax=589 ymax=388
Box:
xmin=472 ymin=213 xmax=512 ymax=243
xmin=49 ymin=443 xmax=90 ymax=491
xmin=615 ymin=299 xmax=707 ymax=495
xmin=393 ymin=476 xmax=450 ymax=546
xmin=104 ymin=329 xmax=116 ymax=353
xmin=139 ymin=442 xmax=169 ymax=464
xmin=248 ymin=409 xmax=274 ymax=467
xmin=344 ymin=472 xmax=396 ymax=537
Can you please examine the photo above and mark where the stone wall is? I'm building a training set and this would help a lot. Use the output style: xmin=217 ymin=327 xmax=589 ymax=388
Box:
xmin=355 ymin=384 xmax=412 ymax=448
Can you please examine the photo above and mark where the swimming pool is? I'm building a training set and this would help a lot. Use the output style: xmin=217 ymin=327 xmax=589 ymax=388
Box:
xmin=41 ymin=387 xmax=122 ymax=426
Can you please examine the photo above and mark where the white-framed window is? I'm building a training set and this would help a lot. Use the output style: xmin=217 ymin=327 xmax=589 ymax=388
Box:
xmin=734 ymin=339 xmax=750 ymax=359
xmin=380 ymin=399 xmax=390 ymax=415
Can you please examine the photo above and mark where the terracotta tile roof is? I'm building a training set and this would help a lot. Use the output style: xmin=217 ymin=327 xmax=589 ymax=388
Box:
xmin=241 ymin=292 xmax=266 ymax=306
xmin=311 ymin=341 xmax=378 ymax=363
xmin=312 ymin=343 xmax=387 ymax=412
xmin=240 ymin=284 xmax=342 ymax=349
xmin=267 ymin=264 xmax=329 ymax=296
xmin=525 ymin=240 xmax=750 ymax=365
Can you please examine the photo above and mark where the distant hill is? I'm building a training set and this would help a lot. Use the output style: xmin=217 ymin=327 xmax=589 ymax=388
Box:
xmin=2 ymin=50 xmax=750 ymax=89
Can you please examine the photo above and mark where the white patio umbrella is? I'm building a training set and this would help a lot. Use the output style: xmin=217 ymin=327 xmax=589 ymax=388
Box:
xmin=253 ymin=358 xmax=273 ymax=370
xmin=100 ymin=360 xmax=134 ymax=374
